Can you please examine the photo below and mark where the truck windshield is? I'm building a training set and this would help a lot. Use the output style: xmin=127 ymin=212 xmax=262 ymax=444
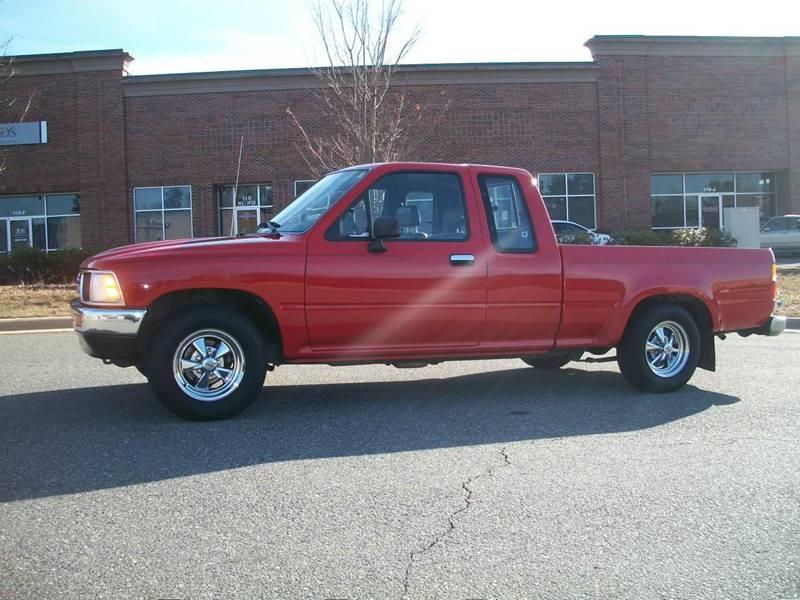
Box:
xmin=265 ymin=169 xmax=369 ymax=233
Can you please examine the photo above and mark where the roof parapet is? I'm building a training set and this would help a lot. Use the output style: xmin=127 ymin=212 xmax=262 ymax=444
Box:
xmin=121 ymin=61 xmax=598 ymax=97
xmin=585 ymin=35 xmax=800 ymax=58
xmin=6 ymin=49 xmax=133 ymax=76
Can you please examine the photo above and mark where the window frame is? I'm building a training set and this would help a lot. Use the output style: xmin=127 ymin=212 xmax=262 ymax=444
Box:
xmin=650 ymin=171 xmax=777 ymax=229
xmin=133 ymin=185 xmax=193 ymax=243
xmin=477 ymin=173 xmax=538 ymax=254
xmin=537 ymin=172 xmax=597 ymax=230
xmin=324 ymin=170 xmax=471 ymax=243
xmin=0 ymin=192 xmax=81 ymax=252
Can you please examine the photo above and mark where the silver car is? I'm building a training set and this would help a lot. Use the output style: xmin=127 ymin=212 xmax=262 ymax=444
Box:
xmin=760 ymin=215 xmax=800 ymax=255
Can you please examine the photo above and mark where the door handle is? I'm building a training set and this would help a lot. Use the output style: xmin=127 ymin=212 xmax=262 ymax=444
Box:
xmin=450 ymin=254 xmax=475 ymax=266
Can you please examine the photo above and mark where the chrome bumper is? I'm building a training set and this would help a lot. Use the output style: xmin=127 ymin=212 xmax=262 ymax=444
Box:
xmin=762 ymin=315 xmax=786 ymax=336
xmin=738 ymin=315 xmax=787 ymax=338
xmin=70 ymin=299 xmax=147 ymax=336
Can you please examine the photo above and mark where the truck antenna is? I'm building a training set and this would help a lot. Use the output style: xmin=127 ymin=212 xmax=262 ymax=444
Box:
xmin=230 ymin=134 xmax=245 ymax=236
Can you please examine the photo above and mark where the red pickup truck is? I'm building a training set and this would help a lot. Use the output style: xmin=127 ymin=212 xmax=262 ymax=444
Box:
xmin=71 ymin=163 xmax=785 ymax=420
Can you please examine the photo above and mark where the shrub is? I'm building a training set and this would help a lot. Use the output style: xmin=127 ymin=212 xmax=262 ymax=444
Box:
xmin=670 ymin=227 xmax=737 ymax=247
xmin=608 ymin=228 xmax=737 ymax=248
xmin=607 ymin=229 xmax=673 ymax=246
xmin=556 ymin=231 xmax=595 ymax=245
xmin=0 ymin=247 xmax=98 ymax=285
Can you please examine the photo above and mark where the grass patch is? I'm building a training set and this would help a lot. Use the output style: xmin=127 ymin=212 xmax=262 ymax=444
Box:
xmin=776 ymin=272 xmax=800 ymax=317
xmin=0 ymin=285 xmax=76 ymax=318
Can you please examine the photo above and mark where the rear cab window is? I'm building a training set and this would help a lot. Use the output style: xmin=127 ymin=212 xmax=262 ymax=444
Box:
xmin=477 ymin=175 xmax=537 ymax=253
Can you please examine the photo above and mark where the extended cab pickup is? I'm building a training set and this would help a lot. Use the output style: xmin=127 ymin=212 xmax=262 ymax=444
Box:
xmin=71 ymin=163 xmax=785 ymax=420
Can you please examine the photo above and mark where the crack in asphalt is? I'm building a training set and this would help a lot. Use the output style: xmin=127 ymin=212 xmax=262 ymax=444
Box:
xmin=401 ymin=446 xmax=512 ymax=599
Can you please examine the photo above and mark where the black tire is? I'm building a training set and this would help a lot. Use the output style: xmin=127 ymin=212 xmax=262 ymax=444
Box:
xmin=145 ymin=305 xmax=268 ymax=420
xmin=521 ymin=351 xmax=581 ymax=370
xmin=617 ymin=303 xmax=701 ymax=393
xmin=135 ymin=364 xmax=147 ymax=378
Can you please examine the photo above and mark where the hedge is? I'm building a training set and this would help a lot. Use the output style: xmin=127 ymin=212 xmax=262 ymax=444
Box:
xmin=0 ymin=247 xmax=99 ymax=285
xmin=559 ymin=227 xmax=737 ymax=248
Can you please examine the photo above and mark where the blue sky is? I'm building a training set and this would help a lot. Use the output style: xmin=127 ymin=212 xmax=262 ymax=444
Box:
xmin=1 ymin=0 xmax=798 ymax=74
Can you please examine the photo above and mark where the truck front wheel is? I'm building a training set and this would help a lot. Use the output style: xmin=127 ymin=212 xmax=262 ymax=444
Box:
xmin=145 ymin=305 xmax=268 ymax=420
xmin=618 ymin=304 xmax=701 ymax=393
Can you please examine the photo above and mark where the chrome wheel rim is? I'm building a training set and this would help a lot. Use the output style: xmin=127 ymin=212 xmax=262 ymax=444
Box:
xmin=645 ymin=320 xmax=690 ymax=378
xmin=173 ymin=329 xmax=245 ymax=402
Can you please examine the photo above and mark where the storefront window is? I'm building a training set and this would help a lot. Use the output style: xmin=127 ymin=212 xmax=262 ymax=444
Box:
xmin=0 ymin=193 xmax=81 ymax=252
xmin=652 ymin=196 xmax=684 ymax=228
xmin=294 ymin=180 xmax=316 ymax=198
xmin=134 ymin=186 xmax=192 ymax=243
xmin=650 ymin=172 xmax=777 ymax=228
xmin=218 ymin=184 xmax=273 ymax=236
xmin=538 ymin=173 xmax=596 ymax=228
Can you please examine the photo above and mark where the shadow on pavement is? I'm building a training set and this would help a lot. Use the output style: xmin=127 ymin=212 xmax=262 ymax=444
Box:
xmin=0 ymin=367 xmax=738 ymax=502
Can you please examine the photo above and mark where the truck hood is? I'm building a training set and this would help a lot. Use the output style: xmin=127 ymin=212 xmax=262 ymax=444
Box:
xmin=82 ymin=234 xmax=305 ymax=270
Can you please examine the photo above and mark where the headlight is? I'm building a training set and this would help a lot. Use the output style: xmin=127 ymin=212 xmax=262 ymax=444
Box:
xmin=81 ymin=271 xmax=124 ymax=305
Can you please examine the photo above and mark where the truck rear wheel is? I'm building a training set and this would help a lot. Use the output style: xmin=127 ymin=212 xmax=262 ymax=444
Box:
xmin=618 ymin=303 xmax=700 ymax=393
xmin=145 ymin=305 xmax=268 ymax=420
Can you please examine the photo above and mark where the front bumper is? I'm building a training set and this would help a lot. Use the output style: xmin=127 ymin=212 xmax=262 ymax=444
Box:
xmin=70 ymin=300 xmax=147 ymax=361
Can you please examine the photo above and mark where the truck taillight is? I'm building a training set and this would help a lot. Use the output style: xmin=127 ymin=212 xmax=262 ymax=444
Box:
xmin=771 ymin=262 xmax=778 ymax=301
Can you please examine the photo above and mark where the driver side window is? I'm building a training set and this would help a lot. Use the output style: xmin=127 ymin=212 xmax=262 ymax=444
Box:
xmin=327 ymin=172 xmax=468 ymax=241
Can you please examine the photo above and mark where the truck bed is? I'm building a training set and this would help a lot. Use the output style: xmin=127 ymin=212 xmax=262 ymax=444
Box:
xmin=557 ymin=244 xmax=776 ymax=348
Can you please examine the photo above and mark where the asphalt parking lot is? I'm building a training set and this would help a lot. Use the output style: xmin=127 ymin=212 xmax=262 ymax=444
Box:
xmin=1 ymin=331 xmax=798 ymax=599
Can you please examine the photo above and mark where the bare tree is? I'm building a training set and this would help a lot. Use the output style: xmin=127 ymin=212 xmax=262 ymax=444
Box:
xmin=286 ymin=0 xmax=450 ymax=177
xmin=0 ymin=38 xmax=11 ymax=180
xmin=0 ymin=37 xmax=31 ymax=181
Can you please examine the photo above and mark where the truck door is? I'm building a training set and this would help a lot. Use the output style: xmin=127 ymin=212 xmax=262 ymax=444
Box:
xmin=470 ymin=168 xmax=563 ymax=352
xmin=305 ymin=169 xmax=488 ymax=355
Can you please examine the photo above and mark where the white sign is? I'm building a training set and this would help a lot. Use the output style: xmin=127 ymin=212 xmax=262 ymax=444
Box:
xmin=0 ymin=121 xmax=48 ymax=146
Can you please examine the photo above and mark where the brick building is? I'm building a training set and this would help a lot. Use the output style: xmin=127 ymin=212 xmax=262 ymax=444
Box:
xmin=1 ymin=35 xmax=798 ymax=251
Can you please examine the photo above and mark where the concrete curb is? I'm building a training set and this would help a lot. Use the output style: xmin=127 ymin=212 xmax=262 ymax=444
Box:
xmin=0 ymin=316 xmax=72 ymax=333
xmin=787 ymin=317 xmax=800 ymax=330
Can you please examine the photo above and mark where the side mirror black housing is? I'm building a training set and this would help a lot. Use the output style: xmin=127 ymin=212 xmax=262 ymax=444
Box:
xmin=368 ymin=216 xmax=401 ymax=253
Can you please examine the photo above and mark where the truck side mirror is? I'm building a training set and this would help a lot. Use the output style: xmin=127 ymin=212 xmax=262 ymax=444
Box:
xmin=368 ymin=216 xmax=401 ymax=253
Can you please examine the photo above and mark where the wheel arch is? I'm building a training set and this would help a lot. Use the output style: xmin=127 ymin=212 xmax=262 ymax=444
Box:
xmin=137 ymin=288 xmax=283 ymax=363
xmin=622 ymin=292 xmax=716 ymax=371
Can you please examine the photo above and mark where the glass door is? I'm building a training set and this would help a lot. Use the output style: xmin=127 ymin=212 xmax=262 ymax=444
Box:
xmin=699 ymin=194 xmax=722 ymax=229
xmin=236 ymin=209 xmax=259 ymax=235
xmin=9 ymin=218 xmax=31 ymax=249
xmin=0 ymin=219 xmax=7 ymax=252
xmin=218 ymin=185 xmax=273 ymax=236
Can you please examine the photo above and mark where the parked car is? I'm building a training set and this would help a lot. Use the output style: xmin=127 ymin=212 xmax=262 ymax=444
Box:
xmin=551 ymin=220 xmax=612 ymax=245
xmin=760 ymin=215 xmax=800 ymax=255
xmin=72 ymin=162 xmax=784 ymax=420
